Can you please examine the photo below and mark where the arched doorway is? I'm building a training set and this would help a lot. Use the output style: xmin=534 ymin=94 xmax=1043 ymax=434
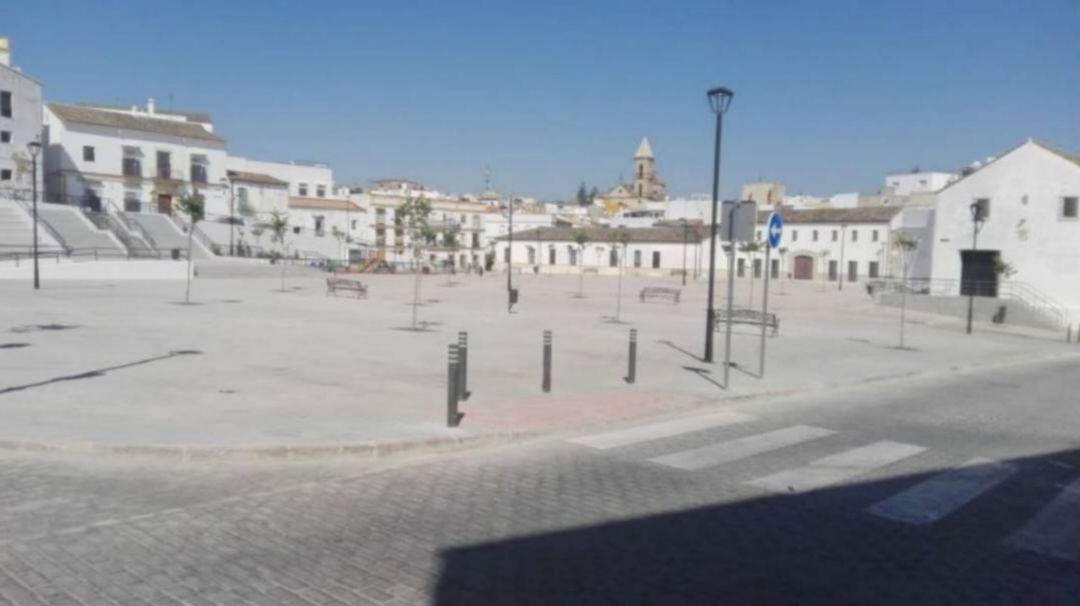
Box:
xmin=793 ymin=255 xmax=814 ymax=280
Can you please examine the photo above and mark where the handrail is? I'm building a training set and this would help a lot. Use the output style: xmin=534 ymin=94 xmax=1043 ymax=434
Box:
xmin=868 ymin=277 xmax=1067 ymax=327
xmin=0 ymin=246 xmax=187 ymax=265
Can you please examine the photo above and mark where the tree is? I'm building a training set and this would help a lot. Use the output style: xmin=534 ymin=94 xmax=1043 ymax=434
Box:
xmin=994 ymin=258 xmax=1017 ymax=280
xmin=397 ymin=197 xmax=433 ymax=329
xmin=572 ymin=229 xmax=590 ymax=298
xmin=176 ymin=192 xmax=205 ymax=304
xmin=588 ymin=186 xmax=600 ymax=205
xmin=267 ymin=211 xmax=290 ymax=292
xmin=892 ymin=231 xmax=919 ymax=349
xmin=331 ymin=225 xmax=347 ymax=268
xmin=739 ymin=241 xmax=762 ymax=307
xmin=777 ymin=246 xmax=789 ymax=295
xmin=443 ymin=223 xmax=461 ymax=285
xmin=610 ymin=227 xmax=631 ymax=322
xmin=576 ymin=182 xmax=589 ymax=206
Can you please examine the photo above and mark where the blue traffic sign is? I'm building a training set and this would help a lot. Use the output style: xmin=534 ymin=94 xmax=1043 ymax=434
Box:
xmin=766 ymin=212 xmax=783 ymax=248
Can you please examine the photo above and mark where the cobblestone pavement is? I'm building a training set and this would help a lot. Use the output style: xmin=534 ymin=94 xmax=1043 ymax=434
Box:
xmin=1 ymin=359 xmax=1079 ymax=605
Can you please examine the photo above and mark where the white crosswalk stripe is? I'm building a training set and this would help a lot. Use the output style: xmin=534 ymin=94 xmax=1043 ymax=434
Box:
xmin=747 ymin=441 xmax=927 ymax=494
xmin=569 ymin=410 xmax=753 ymax=450
xmin=649 ymin=425 xmax=836 ymax=470
xmin=866 ymin=458 xmax=1016 ymax=525
xmin=1004 ymin=476 xmax=1080 ymax=561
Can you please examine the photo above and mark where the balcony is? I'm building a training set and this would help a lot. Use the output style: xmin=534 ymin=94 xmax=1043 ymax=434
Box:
xmin=155 ymin=166 xmax=184 ymax=182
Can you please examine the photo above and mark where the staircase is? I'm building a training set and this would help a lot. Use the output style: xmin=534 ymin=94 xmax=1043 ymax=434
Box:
xmin=0 ymin=197 xmax=65 ymax=255
xmin=84 ymin=211 xmax=156 ymax=258
xmin=35 ymin=204 xmax=124 ymax=256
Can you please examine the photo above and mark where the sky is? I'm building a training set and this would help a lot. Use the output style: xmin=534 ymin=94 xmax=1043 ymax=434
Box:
xmin=6 ymin=0 xmax=1079 ymax=200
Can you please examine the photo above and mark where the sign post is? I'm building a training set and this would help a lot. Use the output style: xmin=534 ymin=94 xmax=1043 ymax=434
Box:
xmin=760 ymin=212 xmax=783 ymax=378
xmin=721 ymin=200 xmax=757 ymax=388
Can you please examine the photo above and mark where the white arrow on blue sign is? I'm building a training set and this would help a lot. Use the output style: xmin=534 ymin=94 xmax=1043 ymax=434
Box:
xmin=767 ymin=212 xmax=783 ymax=248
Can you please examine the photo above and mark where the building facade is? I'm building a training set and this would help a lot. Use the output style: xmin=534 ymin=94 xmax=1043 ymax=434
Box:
xmin=0 ymin=37 xmax=43 ymax=198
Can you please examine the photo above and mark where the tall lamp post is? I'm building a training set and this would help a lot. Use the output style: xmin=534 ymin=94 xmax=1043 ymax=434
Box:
xmin=838 ymin=223 xmax=847 ymax=291
xmin=27 ymin=140 xmax=42 ymax=290
xmin=680 ymin=217 xmax=688 ymax=286
xmin=965 ymin=201 xmax=986 ymax=335
xmin=704 ymin=86 xmax=734 ymax=364
xmin=506 ymin=195 xmax=514 ymax=312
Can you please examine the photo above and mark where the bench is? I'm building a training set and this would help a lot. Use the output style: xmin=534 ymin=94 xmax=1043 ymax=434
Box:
xmin=327 ymin=277 xmax=368 ymax=299
xmin=640 ymin=287 xmax=681 ymax=304
xmin=714 ymin=308 xmax=779 ymax=336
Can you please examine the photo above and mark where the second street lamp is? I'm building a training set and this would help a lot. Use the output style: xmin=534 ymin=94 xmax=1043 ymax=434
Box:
xmin=965 ymin=201 xmax=986 ymax=335
xmin=704 ymin=86 xmax=734 ymax=364
xmin=27 ymin=140 xmax=42 ymax=290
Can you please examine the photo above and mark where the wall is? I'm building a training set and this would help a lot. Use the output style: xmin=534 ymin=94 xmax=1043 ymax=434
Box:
xmin=0 ymin=62 xmax=43 ymax=196
xmin=779 ymin=220 xmax=896 ymax=281
xmin=226 ymin=156 xmax=336 ymax=199
xmin=495 ymin=237 xmax=704 ymax=278
xmin=0 ymin=259 xmax=188 ymax=280
xmin=931 ymin=141 xmax=1080 ymax=322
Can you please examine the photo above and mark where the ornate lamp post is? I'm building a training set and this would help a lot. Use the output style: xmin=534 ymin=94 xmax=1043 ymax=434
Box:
xmin=704 ymin=86 xmax=734 ymax=363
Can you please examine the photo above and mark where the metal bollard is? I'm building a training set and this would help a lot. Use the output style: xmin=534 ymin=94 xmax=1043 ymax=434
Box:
xmin=625 ymin=328 xmax=637 ymax=384
xmin=458 ymin=331 xmax=470 ymax=401
xmin=447 ymin=344 xmax=462 ymax=427
xmin=542 ymin=330 xmax=552 ymax=393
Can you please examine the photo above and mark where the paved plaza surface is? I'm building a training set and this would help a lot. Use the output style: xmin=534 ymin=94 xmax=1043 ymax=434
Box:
xmin=0 ymin=358 xmax=1076 ymax=604
xmin=1 ymin=269 xmax=1075 ymax=454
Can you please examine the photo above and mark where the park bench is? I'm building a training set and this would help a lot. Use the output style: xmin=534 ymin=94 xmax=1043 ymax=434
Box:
xmin=640 ymin=286 xmax=681 ymax=304
xmin=714 ymin=307 xmax=779 ymax=336
xmin=326 ymin=277 xmax=368 ymax=299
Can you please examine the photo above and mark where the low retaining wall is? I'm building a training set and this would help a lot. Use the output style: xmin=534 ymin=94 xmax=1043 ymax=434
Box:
xmin=0 ymin=259 xmax=189 ymax=281
xmin=878 ymin=293 xmax=1061 ymax=330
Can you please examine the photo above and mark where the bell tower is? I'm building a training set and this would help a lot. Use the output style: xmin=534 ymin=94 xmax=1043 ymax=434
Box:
xmin=633 ymin=137 xmax=663 ymax=200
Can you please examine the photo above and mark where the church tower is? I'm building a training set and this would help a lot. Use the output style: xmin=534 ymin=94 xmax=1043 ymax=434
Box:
xmin=633 ymin=137 xmax=665 ymax=200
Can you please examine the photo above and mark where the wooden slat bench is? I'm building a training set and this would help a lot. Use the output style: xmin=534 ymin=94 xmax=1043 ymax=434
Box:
xmin=714 ymin=308 xmax=779 ymax=336
xmin=640 ymin=286 xmax=681 ymax=304
xmin=327 ymin=277 xmax=368 ymax=299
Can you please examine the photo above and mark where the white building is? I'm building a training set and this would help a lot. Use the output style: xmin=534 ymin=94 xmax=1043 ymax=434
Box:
xmin=43 ymin=100 xmax=229 ymax=217
xmin=0 ymin=37 xmax=43 ymax=198
xmin=931 ymin=139 xmax=1080 ymax=323
xmin=884 ymin=170 xmax=957 ymax=196
xmin=226 ymin=156 xmax=339 ymax=200
xmin=764 ymin=207 xmax=903 ymax=284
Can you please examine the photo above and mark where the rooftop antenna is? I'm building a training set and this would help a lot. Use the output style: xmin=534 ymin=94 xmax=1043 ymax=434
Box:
xmin=484 ymin=163 xmax=492 ymax=192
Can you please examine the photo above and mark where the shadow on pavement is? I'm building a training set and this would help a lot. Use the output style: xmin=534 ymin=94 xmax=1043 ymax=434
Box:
xmin=10 ymin=323 xmax=79 ymax=333
xmin=0 ymin=350 xmax=203 ymax=396
xmin=434 ymin=448 xmax=1080 ymax=605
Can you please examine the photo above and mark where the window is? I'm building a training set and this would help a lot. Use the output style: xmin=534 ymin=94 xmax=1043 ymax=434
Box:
xmin=633 ymin=250 xmax=642 ymax=268
xmin=791 ymin=229 xmax=798 ymax=242
xmin=190 ymin=156 xmax=208 ymax=184
xmin=314 ymin=216 xmax=325 ymax=237
xmin=316 ymin=185 xmax=326 ymax=198
xmin=848 ymin=261 xmax=858 ymax=282
xmin=83 ymin=146 xmax=95 ymax=162
xmin=851 ymin=230 xmax=858 ymax=242
xmin=868 ymin=261 xmax=880 ymax=278
xmin=293 ymin=226 xmax=301 ymax=235
xmin=609 ymin=248 xmax=618 ymax=267
xmin=528 ymin=247 xmax=536 ymax=265
xmin=1062 ymin=197 xmax=1078 ymax=220
xmin=569 ymin=248 xmax=578 ymax=266
xmin=812 ymin=230 xmax=819 ymax=242
xmin=872 ymin=230 xmax=879 ymax=242
xmin=298 ymin=183 xmax=308 ymax=197
xmin=0 ymin=131 xmax=10 ymax=143
xmin=351 ymin=220 xmax=358 ymax=229
xmin=974 ymin=198 xmax=991 ymax=220
xmin=548 ymin=247 xmax=556 ymax=265
xmin=831 ymin=230 xmax=838 ymax=242
xmin=753 ymin=258 xmax=762 ymax=278
xmin=504 ymin=247 xmax=510 ymax=263
xmin=124 ymin=192 xmax=141 ymax=212
xmin=770 ymin=258 xmax=780 ymax=279
xmin=123 ymin=157 xmax=141 ymax=177
xmin=0 ymin=91 xmax=11 ymax=118
xmin=756 ymin=230 xmax=762 ymax=241
xmin=828 ymin=260 xmax=838 ymax=280
xmin=651 ymin=251 xmax=661 ymax=269
xmin=156 ymin=151 xmax=171 ymax=178
xmin=737 ymin=258 xmax=746 ymax=278
xmin=0 ymin=169 xmax=11 ymax=181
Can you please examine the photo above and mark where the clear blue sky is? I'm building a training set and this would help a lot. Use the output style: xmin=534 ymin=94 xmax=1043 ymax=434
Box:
xmin=7 ymin=0 xmax=1079 ymax=200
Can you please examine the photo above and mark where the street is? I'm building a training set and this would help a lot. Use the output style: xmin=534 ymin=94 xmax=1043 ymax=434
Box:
xmin=0 ymin=356 xmax=1078 ymax=605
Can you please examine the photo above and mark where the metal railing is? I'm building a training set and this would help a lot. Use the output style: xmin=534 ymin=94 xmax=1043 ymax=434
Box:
xmin=868 ymin=277 xmax=1068 ymax=328
xmin=0 ymin=246 xmax=185 ymax=265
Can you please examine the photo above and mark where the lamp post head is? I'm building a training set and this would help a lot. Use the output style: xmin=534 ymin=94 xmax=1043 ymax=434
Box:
xmin=707 ymin=86 xmax=734 ymax=115
xmin=26 ymin=140 xmax=42 ymax=159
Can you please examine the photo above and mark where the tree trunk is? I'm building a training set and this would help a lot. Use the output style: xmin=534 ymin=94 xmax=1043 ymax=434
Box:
xmin=185 ymin=228 xmax=194 ymax=304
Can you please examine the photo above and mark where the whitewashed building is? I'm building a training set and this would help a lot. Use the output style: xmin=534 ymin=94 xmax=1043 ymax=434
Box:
xmin=930 ymin=139 xmax=1080 ymax=323
xmin=43 ymin=100 xmax=229 ymax=217
xmin=766 ymin=207 xmax=904 ymax=284
xmin=0 ymin=37 xmax=43 ymax=198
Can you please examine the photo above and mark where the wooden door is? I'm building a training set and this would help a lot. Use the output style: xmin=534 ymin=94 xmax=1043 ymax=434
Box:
xmin=793 ymin=255 xmax=814 ymax=280
xmin=157 ymin=194 xmax=172 ymax=215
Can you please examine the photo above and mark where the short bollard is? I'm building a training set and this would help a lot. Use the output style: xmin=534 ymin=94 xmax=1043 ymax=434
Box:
xmin=542 ymin=330 xmax=552 ymax=393
xmin=458 ymin=331 xmax=470 ymax=401
xmin=447 ymin=344 xmax=462 ymax=427
xmin=625 ymin=328 xmax=638 ymax=384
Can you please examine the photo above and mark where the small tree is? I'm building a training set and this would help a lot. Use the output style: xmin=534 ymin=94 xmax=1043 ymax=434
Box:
xmin=739 ymin=241 xmax=762 ymax=307
xmin=777 ymin=246 xmax=789 ymax=294
xmin=443 ymin=223 xmax=461 ymax=285
xmin=176 ymin=192 xmax=205 ymax=304
xmin=331 ymin=225 xmax=347 ymax=268
xmin=893 ymin=232 xmax=919 ymax=349
xmin=612 ymin=227 xmax=631 ymax=322
xmin=398 ymin=197 xmax=433 ymax=329
xmin=267 ymin=211 xmax=290 ymax=291
xmin=572 ymin=229 xmax=590 ymax=298
xmin=994 ymin=258 xmax=1017 ymax=281
xmin=576 ymin=182 xmax=589 ymax=206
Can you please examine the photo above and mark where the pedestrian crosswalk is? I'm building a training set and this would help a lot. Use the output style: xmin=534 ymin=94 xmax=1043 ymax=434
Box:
xmin=569 ymin=411 xmax=1080 ymax=562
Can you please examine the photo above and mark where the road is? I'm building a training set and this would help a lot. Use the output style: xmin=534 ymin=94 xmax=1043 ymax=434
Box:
xmin=0 ymin=357 xmax=1078 ymax=605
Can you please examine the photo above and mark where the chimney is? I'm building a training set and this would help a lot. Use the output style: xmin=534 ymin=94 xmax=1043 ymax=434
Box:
xmin=0 ymin=38 xmax=11 ymax=67
xmin=146 ymin=97 xmax=156 ymax=114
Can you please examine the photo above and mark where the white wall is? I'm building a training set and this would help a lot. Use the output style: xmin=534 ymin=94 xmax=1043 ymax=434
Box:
xmin=931 ymin=141 xmax=1080 ymax=321
xmin=0 ymin=259 xmax=188 ymax=280
xmin=226 ymin=156 xmax=337 ymax=199
xmin=496 ymin=236 xmax=702 ymax=277
xmin=776 ymin=220 xmax=896 ymax=282
xmin=0 ymin=62 xmax=43 ymax=196
xmin=885 ymin=171 xmax=957 ymax=195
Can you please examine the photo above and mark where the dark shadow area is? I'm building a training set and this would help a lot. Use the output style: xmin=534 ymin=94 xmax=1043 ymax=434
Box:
xmin=682 ymin=365 xmax=727 ymax=390
xmin=392 ymin=324 xmax=440 ymax=333
xmin=0 ymin=350 xmax=202 ymax=396
xmin=660 ymin=340 xmax=704 ymax=364
xmin=434 ymin=448 xmax=1080 ymax=605
xmin=0 ymin=343 xmax=31 ymax=350
xmin=170 ymin=301 xmax=205 ymax=306
xmin=601 ymin=316 xmax=629 ymax=325
xmin=10 ymin=324 xmax=79 ymax=334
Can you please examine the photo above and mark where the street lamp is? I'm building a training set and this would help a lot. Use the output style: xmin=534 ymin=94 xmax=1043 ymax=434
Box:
xmin=506 ymin=195 xmax=514 ymax=312
xmin=965 ymin=201 xmax=986 ymax=335
xmin=679 ymin=217 xmax=688 ymax=286
xmin=838 ymin=223 xmax=847 ymax=291
xmin=27 ymin=140 xmax=42 ymax=290
xmin=221 ymin=175 xmax=235 ymax=256
xmin=704 ymin=86 xmax=734 ymax=364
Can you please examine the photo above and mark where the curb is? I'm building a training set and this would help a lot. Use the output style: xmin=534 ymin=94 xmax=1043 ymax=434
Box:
xmin=3 ymin=350 xmax=1077 ymax=463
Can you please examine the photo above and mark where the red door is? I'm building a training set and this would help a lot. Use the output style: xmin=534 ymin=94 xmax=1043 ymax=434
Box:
xmin=793 ymin=255 xmax=814 ymax=280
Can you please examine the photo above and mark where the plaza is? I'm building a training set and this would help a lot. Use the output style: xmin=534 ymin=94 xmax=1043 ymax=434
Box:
xmin=2 ymin=266 xmax=1073 ymax=457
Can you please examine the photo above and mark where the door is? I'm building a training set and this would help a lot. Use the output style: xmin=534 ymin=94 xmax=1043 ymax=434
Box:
xmin=960 ymin=250 xmax=998 ymax=297
xmin=157 ymin=194 xmax=172 ymax=215
xmin=793 ymin=255 xmax=814 ymax=280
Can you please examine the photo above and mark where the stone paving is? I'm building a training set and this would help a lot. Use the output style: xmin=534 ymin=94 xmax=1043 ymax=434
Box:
xmin=0 ymin=359 xmax=1077 ymax=604
xmin=1 ymin=271 xmax=1075 ymax=454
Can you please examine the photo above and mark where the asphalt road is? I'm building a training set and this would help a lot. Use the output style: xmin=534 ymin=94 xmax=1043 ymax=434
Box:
xmin=0 ymin=357 xmax=1078 ymax=605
